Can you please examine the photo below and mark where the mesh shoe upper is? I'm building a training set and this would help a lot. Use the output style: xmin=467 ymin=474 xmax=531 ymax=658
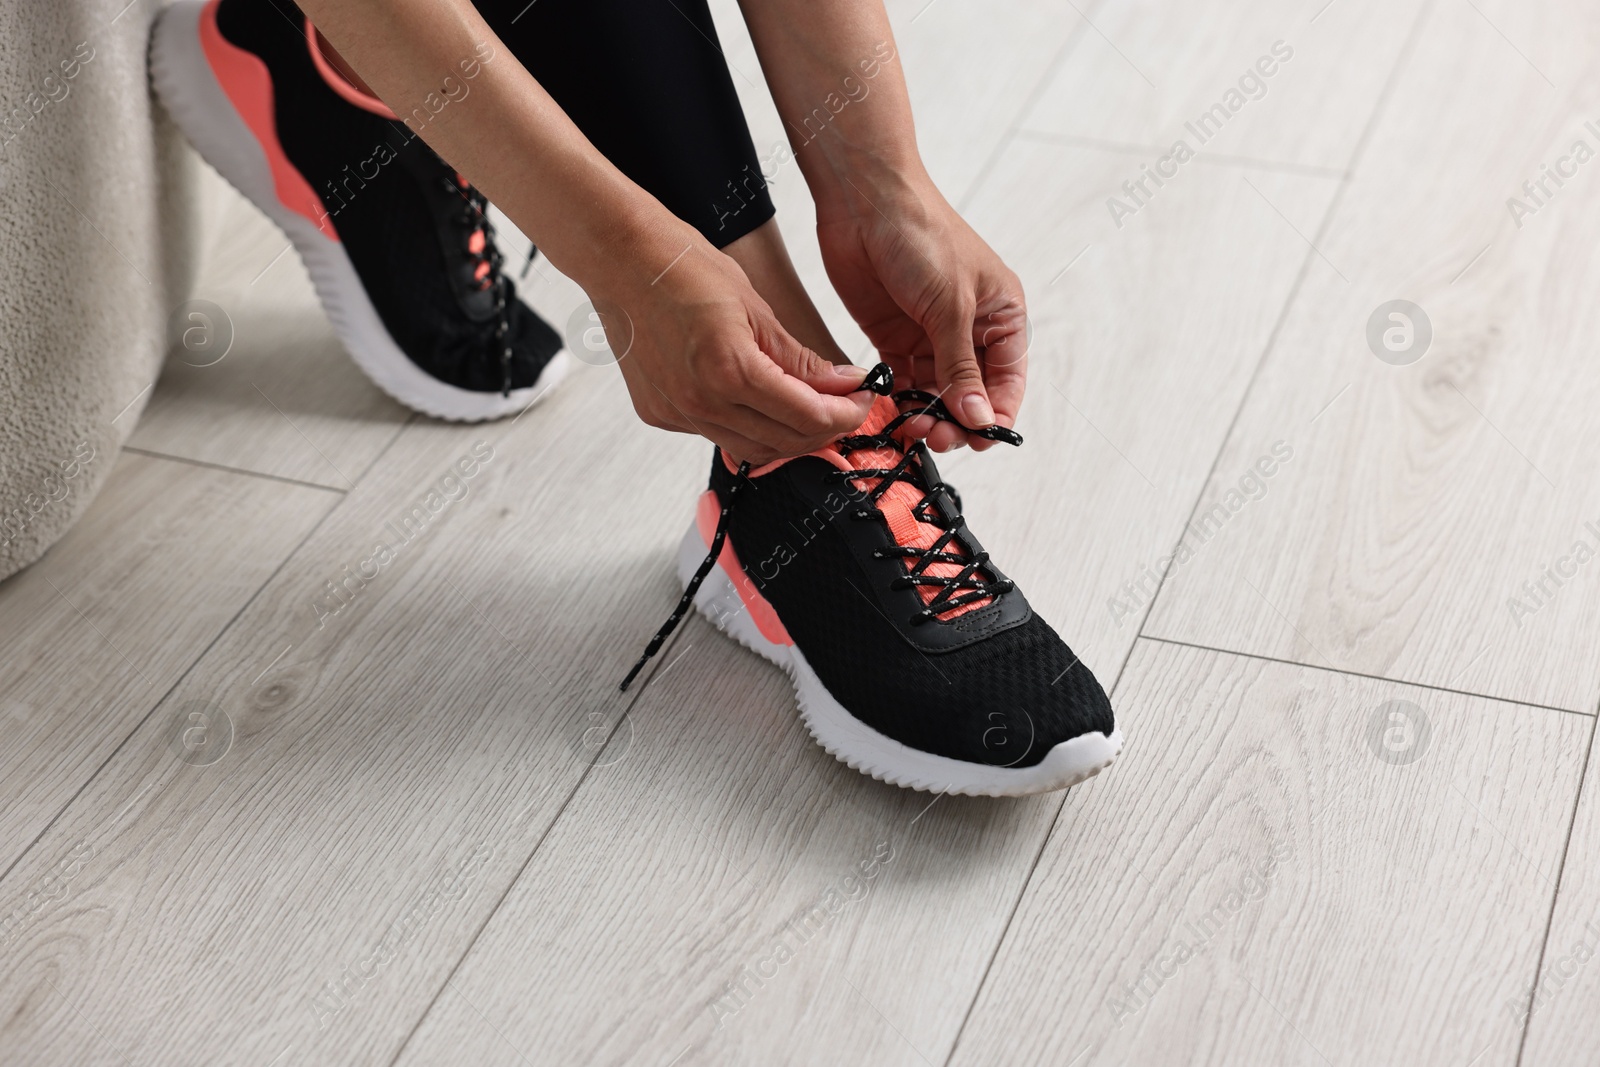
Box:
xmin=707 ymin=396 xmax=1114 ymax=769
xmin=214 ymin=0 xmax=562 ymax=393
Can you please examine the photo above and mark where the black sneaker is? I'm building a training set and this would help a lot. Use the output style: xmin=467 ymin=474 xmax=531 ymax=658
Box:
xmin=623 ymin=369 xmax=1122 ymax=796
xmin=151 ymin=0 xmax=568 ymax=421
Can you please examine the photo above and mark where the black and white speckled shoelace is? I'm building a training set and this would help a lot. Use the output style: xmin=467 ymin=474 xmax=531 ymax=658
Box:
xmin=619 ymin=363 xmax=1022 ymax=691
xmin=446 ymin=173 xmax=514 ymax=396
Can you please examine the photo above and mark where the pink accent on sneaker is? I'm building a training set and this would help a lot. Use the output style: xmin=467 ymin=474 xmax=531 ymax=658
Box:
xmin=304 ymin=19 xmax=398 ymax=119
xmin=696 ymin=490 xmax=794 ymax=647
xmin=719 ymin=394 xmax=991 ymax=618
xmin=198 ymin=0 xmax=336 ymax=239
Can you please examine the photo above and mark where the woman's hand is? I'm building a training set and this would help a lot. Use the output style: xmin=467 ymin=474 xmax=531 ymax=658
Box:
xmin=816 ymin=177 xmax=1028 ymax=453
xmin=293 ymin=0 xmax=873 ymax=465
xmin=588 ymin=226 xmax=875 ymax=465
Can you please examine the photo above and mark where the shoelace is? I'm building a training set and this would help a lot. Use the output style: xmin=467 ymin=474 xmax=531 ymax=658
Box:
xmin=831 ymin=388 xmax=1022 ymax=620
xmin=619 ymin=364 xmax=1022 ymax=691
xmin=444 ymin=173 xmax=514 ymax=396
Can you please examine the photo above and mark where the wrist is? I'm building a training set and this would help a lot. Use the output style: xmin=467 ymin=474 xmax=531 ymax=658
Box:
xmin=809 ymin=154 xmax=943 ymax=227
xmin=554 ymin=189 xmax=703 ymax=298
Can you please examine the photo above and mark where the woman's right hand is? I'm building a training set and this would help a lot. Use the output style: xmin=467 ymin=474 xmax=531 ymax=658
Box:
xmin=587 ymin=228 xmax=874 ymax=465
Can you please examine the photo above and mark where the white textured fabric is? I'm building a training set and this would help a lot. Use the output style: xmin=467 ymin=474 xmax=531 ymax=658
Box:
xmin=0 ymin=0 xmax=203 ymax=578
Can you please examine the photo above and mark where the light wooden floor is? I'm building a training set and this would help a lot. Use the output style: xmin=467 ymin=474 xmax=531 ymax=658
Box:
xmin=5 ymin=0 xmax=1600 ymax=1063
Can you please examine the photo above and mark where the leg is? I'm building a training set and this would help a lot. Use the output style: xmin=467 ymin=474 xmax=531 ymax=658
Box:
xmin=722 ymin=219 xmax=851 ymax=366
xmin=312 ymin=0 xmax=850 ymax=368
xmin=155 ymin=0 xmax=569 ymax=420
xmin=472 ymin=0 xmax=850 ymax=364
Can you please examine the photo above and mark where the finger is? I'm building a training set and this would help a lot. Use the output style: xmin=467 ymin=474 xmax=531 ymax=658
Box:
xmin=715 ymin=431 xmax=786 ymax=467
xmin=740 ymin=332 xmax=874 ymax=441
xmin=679 ymin=414 xmax=785 ymax=466
xmin=751 ymin=315 xmax=874 ymax=398
xmin=798 ymin=354 xmax=872 ymax=396
xmin=927 ymin=301 xmax=994 ymax=432
xmin=637 ymin=381 xmax=781 ymax=464
xmin=893 ymin=399 xmax=970 ymax=451
xmin=882 ymin=352 xmax=922 ymax=387
xmin=981 ymin=358 xmax=1026 ymax=439
xmin=891 ymin=365 xmax=971 ymax=451
xmin=926 ymin=422 xmax=968 ymax=452
xmin=976 ymin=311 xmax=1029 ymax=431
xmin=726 ymin=402 xmax=853 ymax=458
xmin=683 ymin=363 xmax=865 ymax=457
xmin=874 ymin=365 xmax=924 ymax=444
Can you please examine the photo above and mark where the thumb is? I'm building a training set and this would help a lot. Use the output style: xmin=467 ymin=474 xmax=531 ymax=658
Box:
xmin=930 ymin=305 xmax=993 ymax=429
xmin=754 ymin=316 xmax=872 ymax=398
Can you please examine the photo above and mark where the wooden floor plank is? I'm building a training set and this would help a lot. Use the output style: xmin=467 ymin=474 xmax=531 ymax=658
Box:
xmin=0 ymin=361 xmax=716 ymax=1065
xmin=0 ymin=452 xmax=337 ymax=874
xmin=1143 ymin=0 xmax=1600 ymax=712
xmin=1019 ymin=0 xmax=1429 ymax=172
xmin=15 ymin=4 xmax=1575 ymax=1065
xmin=883 ymin=0 xmax=1096 ymax=202
xmin=394 ymin=615 xmax=1060 ymax=1067
xmin=1516 ymin=729 xmax=1600 ymax=1065
xmin=386 ymin=147 xmax=1344 ymax=1066
xmin=938 ymin=144 xmax=1339 ymax=680
xmin=950 ymin=639 xmax=1590 ymax=1067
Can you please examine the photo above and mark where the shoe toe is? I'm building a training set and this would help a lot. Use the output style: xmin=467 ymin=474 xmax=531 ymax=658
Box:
xmin=419 ymin=295 xmax=563 ymax=393
xmin=841 ymin=613 xmax=1114 ymax=771
xmin=954 ymin=619 xmax=1114 ymax=770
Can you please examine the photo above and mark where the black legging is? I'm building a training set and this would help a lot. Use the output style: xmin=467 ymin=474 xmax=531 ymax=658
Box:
xmin=477 ymin=0 xmax=776 ymax=248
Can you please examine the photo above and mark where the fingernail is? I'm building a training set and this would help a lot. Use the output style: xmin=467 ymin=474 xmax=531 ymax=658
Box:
xmin=961 ymin=393 xmax=995 ymax=428
xmin=833 ymin=363 xmax=867 ymax=383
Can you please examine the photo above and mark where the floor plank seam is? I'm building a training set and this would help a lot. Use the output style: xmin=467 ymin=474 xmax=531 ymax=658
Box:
xmin=1010 ymin=128 xmax=1350 ymax=179
xmin=1114 ymin=0 xmax=1438 ymax=694
xmin=935 ymin=5 xmax=1442 ymax=1059
xmin=953 ymin=0 xmax=1105 ymax=213
xmin=1138 ymin=634 xmax=1597 ymax=719
xmin=937 ymin=561 xmax=1170 ymax=1067
xmin=349 ymin=412 xmax=420 ymax=486
xmin=940 ymin=787 xmax=1073 ymax=1067
xmin=0 ymin=424 xmax=402 ymax=892
xmin=119 ymin=446 xmax=348 ymax=494
xmin=1513 ymin=715 xmax=1598 ymax=1067
xmin=382 ymin=623 xmax=690 ymax=1067
xmin=21 ymin=2 xmax=1579 ymax=1062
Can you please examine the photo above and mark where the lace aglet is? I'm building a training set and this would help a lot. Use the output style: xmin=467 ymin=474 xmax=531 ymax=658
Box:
xmin=618 ymin=659 xmax=646 ymax=692
xmin=620 ymin=628 xmax=670 ymax=691
xmin=520 ymin=243 xmax=538 ymax=280
xmin=860 ymin=362 xmax=894 ymax=395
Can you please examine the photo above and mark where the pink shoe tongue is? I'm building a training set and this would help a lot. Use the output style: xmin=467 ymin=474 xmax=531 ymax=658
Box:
xmin=833 ymin=395 xmax=990 ymax=617
xmin=852 ymin=393 xmax=901 ymax=438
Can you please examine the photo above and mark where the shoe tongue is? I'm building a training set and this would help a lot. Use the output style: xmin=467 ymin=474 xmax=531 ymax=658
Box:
xmin=834 ymin=396 xmax=990 ymax=617
xmin=851 ymin=393 xmax=902 ymax=439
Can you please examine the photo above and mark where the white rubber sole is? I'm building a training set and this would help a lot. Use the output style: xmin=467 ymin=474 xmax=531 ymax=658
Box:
xmin=150 ymin=1 xmax=569 ymax=422
xmin=676 ymin=524 xmax=1124 ymax=797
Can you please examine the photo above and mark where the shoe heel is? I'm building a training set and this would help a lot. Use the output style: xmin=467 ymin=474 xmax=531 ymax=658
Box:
xmin=676 ymin=521 xmax=789 ymax=670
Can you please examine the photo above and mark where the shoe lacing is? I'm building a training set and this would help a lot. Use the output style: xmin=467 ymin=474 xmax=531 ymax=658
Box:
xmin=828 ymin=388 xmax=1022 ymax=623
xmin=619 ymin=364 xmax=1022 ymax=691
xmin=444 ymin=173 xmax=514 ymax=396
